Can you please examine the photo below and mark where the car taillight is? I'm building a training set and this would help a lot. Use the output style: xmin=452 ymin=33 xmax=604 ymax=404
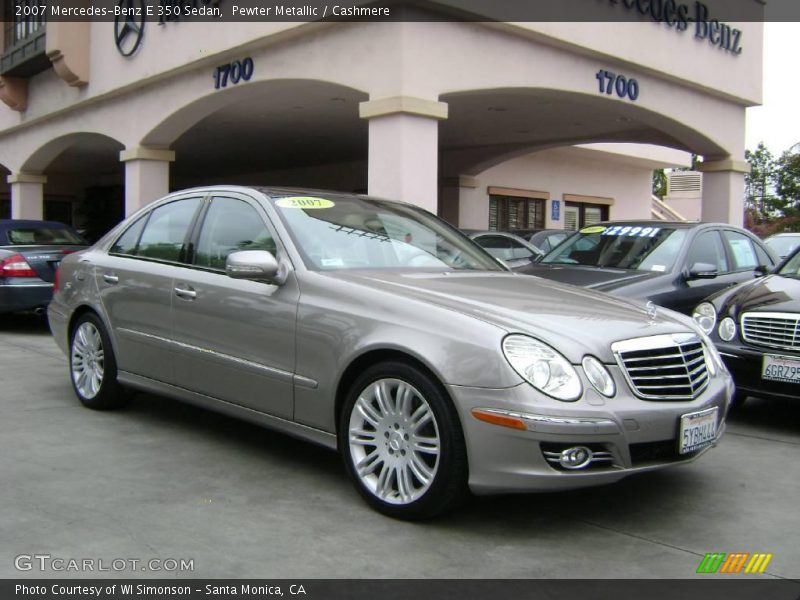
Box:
xmin=53 ymin=265 xmax=61 ymax=292
xmin=0 ymin=254 xmax=37 ymax=278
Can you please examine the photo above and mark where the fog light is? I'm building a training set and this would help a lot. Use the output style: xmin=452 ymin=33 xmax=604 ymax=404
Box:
xmin=559 ymin=446 xmax=593 ymax=470
xmin=718 ymin=317 xmax=737 ymax=342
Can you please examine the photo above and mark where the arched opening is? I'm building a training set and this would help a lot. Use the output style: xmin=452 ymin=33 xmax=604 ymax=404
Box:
xmin=0 ymin=163 xmax=10 ymax=219
xmin=22 ymin=133 xmax=125 ymax=240
xmin=142 ymin=79 xmax=370 ymax=193
xmin=437 ymin=88 xmax=723 ymax=228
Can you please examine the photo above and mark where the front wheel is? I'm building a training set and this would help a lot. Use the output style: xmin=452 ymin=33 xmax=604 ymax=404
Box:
xmin=69 ymin=313 xmax=129 ymax=410
xmin=339 ymin=361 xmax=468 ymax=520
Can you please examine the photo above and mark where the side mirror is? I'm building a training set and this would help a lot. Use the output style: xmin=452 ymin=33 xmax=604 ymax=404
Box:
xmin=754 ymin=264 xmax=770 ymax=277
xmin=226 ymin=250 xmax=283 ymax=284
xmin=687 ymin=262 xmax=718 ymax=280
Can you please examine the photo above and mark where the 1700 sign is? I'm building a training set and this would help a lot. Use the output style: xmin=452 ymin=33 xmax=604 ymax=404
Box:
xmin=213 ymin=58 xmax=254 ymax=89
xmin=595 ymin=69 xmax=639 ymax=102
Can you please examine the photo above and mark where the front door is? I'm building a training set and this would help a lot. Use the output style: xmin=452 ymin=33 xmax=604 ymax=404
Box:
xmin=170 ymin=194 xmax=299 ymax=419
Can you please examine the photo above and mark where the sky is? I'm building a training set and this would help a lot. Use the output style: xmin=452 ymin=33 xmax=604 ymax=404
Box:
xmin=744 ymin=22 xmax=800 ymax=154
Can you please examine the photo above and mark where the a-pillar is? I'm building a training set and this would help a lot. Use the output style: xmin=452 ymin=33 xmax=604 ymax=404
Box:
xmin=120 ymin=147 xmax=175 ymax=216
xmin=698 ymin=158 xmax=750 ymax=226
xmin=360 ymin=96 xmax=447 ymax=214
xmin=8 ymin=173 xmax=46 ymax=220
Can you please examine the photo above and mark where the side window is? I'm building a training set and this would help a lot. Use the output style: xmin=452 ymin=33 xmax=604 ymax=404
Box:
xmin=753 ymin=242 xmax=775 ymax=268
xmin=686 ymin=231 xmax=728 ymax=273
xmin=110 ymin=215 xmax=147 ymax=256
xmin=475 ymin=235 xmax=512 ymax=260
xmin=137 ymin=198 xmax=200 ymax=262
xmin=194 ymin=197 xmax=276 ymax=271
xmin=722 ymin=230 xmax=760 ymax=271
xmin=508 ymin=239 xmax=534 ymax=260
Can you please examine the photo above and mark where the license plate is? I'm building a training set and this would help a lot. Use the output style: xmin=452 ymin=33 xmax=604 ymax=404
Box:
xmin=762 ymin=354 xmax=800 ymax=383
xmin=678 ymin=407 xmax=718 ymax=455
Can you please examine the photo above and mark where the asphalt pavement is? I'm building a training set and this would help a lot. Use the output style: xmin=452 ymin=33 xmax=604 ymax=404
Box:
xmin=1 ymin=314 xmax=798 ymax=580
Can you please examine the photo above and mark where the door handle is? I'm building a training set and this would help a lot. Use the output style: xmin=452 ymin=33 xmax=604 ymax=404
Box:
xmin=102 ymin=273 xmax=119 ymax=284
xmin=174 ymin=286 xmax=197 ymax=300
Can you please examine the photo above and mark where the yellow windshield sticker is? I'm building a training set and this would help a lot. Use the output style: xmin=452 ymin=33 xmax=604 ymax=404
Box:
xmin=276 ymin=197 xmax=335 ymax=209
xmin=580 ymin=225 xmax=606 ymax=234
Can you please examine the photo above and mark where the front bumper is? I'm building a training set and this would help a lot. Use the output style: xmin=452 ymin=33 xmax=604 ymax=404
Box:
xmin=449 ymin=368 xmax=733 ymax=495
xmin=717 ymin=341 xmax=800 ymax=402
xmin=0 ymin=281 xmax=53 ymax=314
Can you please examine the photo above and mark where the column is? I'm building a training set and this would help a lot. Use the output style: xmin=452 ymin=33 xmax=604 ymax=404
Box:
xmin=120 ymin=147 xmax=175 ymax=216
xmin=360 ymin=96 xmax=447 ymax=214
xmin=8 ymin=173 xmax=46 ymax=220
xmin=698 ymin=158 xmax=750 ymax=226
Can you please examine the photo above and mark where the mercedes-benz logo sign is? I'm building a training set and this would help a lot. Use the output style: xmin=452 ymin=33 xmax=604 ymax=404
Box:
xmin=114 ymin=0 xmax=146 ymax=57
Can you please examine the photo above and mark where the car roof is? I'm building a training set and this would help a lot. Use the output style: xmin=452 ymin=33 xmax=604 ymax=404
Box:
xmin=0 ymin=219 xmax=72 ymax=229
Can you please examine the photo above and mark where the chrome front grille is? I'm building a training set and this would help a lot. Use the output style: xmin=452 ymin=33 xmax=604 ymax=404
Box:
xmin=741 ymin=312 xmax=800 ymax=351
xmin=612 ymin=334 xmax=709 ymax=400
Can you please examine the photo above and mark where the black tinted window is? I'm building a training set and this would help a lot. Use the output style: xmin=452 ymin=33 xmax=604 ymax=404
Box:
xmin=686 ymin=231 xmax=728 ymax=273
xmin=137 ymin=199 xmax=200 ymax=262
xmin=195 ymin=197 xmax=276 ymax=270
xmin=110 ymin=215 xmax=147 ymax=256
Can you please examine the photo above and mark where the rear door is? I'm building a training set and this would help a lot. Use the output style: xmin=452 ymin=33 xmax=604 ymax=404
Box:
xmin=170 ymin=194 xmax=299 ymax=419
xmin=95 ymin=195 xmax=204 ymax=384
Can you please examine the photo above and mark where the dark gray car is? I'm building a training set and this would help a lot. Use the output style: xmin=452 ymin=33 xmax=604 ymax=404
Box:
xmin=49 ymin=188 xmax=732 ymax=519
xmin=521 ymin=221 xmax=778 ymax=315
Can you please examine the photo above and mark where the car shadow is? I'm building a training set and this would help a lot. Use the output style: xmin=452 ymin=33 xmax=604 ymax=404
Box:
xmin=728 ymin=395 xmax=800 ymax=434
xmin=0 ymin=312 xmax=51 ymax=335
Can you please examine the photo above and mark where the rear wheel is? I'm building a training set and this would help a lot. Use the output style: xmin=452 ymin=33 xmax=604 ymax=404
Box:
xmin=69 ymin=313 xmax=128 ymax=410
xmin=339 ymin=361 xmax=468 ymax=520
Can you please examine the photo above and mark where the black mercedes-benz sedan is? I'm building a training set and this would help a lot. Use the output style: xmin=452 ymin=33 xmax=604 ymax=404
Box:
xmin=693 ymin=246 xmax=800 ymax=406
xmin=520 ymin=221 xmax=778 ymax=315
xmin=0 ymin=219 xmax=88 ymax=315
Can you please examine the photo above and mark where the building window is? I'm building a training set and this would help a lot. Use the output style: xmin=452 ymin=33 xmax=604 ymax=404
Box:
xmin=486 ymin=188 xmax=549 ymax=232
xmin=563 ymin=194 xmax=613 ymax=231
xmin=3 ymin=0 xmax=45 ymax=51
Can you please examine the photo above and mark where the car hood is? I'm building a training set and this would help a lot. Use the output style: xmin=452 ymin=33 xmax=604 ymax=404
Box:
xmin=331 ymin=270 xmax=696 ymax=363
xmin=519 ymin=264 xmax=663 ymax=293
xmin=723 ymin=274 xmax=800 ymax=315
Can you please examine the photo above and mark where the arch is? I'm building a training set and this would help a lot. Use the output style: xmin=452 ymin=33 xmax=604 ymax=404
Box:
xmin=438 ymin=87 xmax=727 ymax=177
xmin=140 ymin=78 xmax=369 ymax=148
xmin=21 ymin=132 xmax=125 ymax=174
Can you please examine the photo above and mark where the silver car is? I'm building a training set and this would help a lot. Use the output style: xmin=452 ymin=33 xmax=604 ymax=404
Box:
xmin=48 ymin=187 xmax=733 ymax=519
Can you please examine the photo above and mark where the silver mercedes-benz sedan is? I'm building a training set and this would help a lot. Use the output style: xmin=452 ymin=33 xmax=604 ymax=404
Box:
xmin=48 ymin=187 xmax=733 ymax=519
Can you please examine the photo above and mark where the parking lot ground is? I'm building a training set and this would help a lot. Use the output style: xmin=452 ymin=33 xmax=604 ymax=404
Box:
xmin=1 ymin=315 xmax=799 ymax=580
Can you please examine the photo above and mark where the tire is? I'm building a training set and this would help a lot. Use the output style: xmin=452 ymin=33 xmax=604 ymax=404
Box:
xmin=339 ymin=361 xmax=468 ymax=520
xmin=69 ymin=313 xmax=129 ymax=410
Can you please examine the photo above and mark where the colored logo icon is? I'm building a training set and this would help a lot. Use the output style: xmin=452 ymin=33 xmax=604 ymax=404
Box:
xmin=696 ymin=552 xmax=773 ymax=574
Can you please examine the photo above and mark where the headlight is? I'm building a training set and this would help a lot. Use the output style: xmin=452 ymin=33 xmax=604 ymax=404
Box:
xmin=582 ymin=356 xmax=616 ymax=398
xmin=718 ymin=317 xmax=737 ymax=342
xmin=692 ymin=302 xmax=717 ymax=334
xmin=502 ymin=335 xmax=582 ymax=401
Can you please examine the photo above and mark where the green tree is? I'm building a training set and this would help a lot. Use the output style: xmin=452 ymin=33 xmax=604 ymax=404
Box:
xmin=745 ymin=142 xmax=778 ymax=221
xmin=652 ymin=168 xmax=667 ymax=199
xmin=775 ymin=148 xmax=800 ymax=217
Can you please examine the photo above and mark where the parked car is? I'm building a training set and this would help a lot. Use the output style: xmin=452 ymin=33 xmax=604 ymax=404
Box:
xmin=764 ymin=232 xmax=800 ymax=259
xmin=49 ymin=188 xmax=732 ymax=519
xmin=528 ymin=228 xmax=571 ymax=254
xmin=0 ymin=219 xmax=88 ymax=315
xmin=468 ymin=230 xmax=543 ymax=269
xmin=693 ymin=245 xmax=800 ymax=407
xmin=520 ymin=221 xmax=778 ymax=315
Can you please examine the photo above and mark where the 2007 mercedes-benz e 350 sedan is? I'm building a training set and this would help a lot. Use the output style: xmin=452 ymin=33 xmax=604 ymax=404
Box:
xmin=49 ymin=187 xmax=733 ymax=519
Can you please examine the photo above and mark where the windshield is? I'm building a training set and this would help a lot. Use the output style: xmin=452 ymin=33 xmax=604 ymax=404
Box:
xmin=540 ymin=224 xmax=688 ymax=272
xmin=767 ymin=236 xmax=800 ymax=258
xmin=271 ymin=195 xmax=504 ymax=272
xmin=779 ymin=249 xmax=800 ymax=276
xmin=5 ymin=226 xmax=85 ymax=246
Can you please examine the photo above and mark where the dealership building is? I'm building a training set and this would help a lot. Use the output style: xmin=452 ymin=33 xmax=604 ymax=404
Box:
xmin=0 ymin=1 xmax=762 ymax=235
